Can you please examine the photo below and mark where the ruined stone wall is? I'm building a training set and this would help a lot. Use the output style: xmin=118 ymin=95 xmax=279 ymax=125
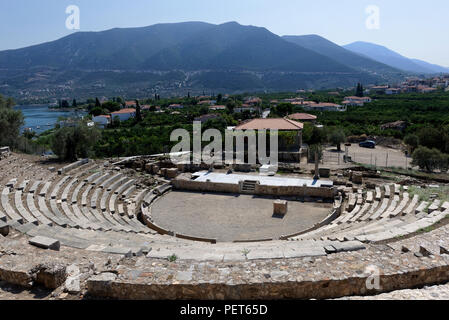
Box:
xmin=86 ymin=265 xmax=449 ymax=300
xmin=254 ymin=184 xmax=336 ymax=199
xmin=171 ymin=179 xmax=240 ymax=194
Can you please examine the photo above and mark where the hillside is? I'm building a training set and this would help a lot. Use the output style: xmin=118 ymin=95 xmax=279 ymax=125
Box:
xmin=0 ymin=22 xmax=351 ymax=73
xmin=283 ymin=35 xmax=400 ymax=74
xmin=0 ymin=22 xmax=403 ymax=99
xmin=343 ymin=41 xmax=446 ymax=74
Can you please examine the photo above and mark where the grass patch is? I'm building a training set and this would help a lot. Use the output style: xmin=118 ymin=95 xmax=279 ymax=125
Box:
xmin=408 ymin=185 xmax=449 ymax=203
xmin=168 ymin=254 xmax=178 ymax=262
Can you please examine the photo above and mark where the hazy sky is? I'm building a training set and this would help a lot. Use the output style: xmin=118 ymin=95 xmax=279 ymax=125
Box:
xmin=1 ymin=0 xmax=448 ymax=66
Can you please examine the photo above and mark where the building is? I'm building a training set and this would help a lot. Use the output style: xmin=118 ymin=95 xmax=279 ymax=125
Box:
xmin=234 ymin=104 xmax=259 ymax=113
xmin=342 ymin=96 xmax=372 ymax=107
xmin=303 ymin=103 xmax=346 ymax=112
xmin=234 ymin=118 xmax=304 ymax=152
xmin=344 ymin=96 xmax=372 ymax=103
xmin=380 ymin=121 xmax=408 ymax=132
xmin=209 ymin=105 xmax=227 ymax=111
xmin=168 ymin=104 xmax=185 ymax=109
xmin=286 ymin=113 xmax=317 ymax=122
xmin=124 ymin=101 xmax=137 ymax=108
xmin=371 ymin=85 xmax=389 ymax=94
xmin=111 ymin=108 xmax=136 ymax=121
xmin=194 ymin=114 xmax=221 ymax=123
xmin=92 ymin=115 xmax=111 ymax=128
xmin=283 ymin=97 xmax=304 ymax=104
xmin=385 ymin=88 xmax=401 ymax=95
xmin=198 ymin=100 xmax=217 ymax=106
xmin=244 ymin=97 xmax=262 ymax=106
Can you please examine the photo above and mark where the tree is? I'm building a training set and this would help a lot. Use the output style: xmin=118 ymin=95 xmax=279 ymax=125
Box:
xmin=355 ymin=83 xmax=364 ymax=97
xmin=95 ymin=98 xmax=101 ymax=108
xmin=72 ymin=99 xmax=77 ymax=108
xmin=416 ymin=126 xmax=442 ymax=150
xmin=329 ymin=128 xmax=346 ymax=152
xmin=404 ymin=134 xmax=419 ymax=153
xmin=274 ymin=103 xmax=293 ymax=117
xmin=411 ymin=147 xmax=444 ymax=172
xmin=51 ymin=121 xmax=101 ymax=161
xmin=226 ymin=101 xmax=235 ymax=114
xmin=101 ymin=101 xmax=121 ymax=113
xmin=90 ymin=107 xmax=104 ymax=117
xmin=135 ymin=100 xmax=143 ymax=123
xmin=217 ymin=93 xmax=223 ymax=104
xmin=59 ymin=100 xmax=70 ymax=108
xmin=0 ymin=95 xmax=23 ymax=147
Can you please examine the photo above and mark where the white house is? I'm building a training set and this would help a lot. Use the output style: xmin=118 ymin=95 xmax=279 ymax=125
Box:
xmin=92 ymin=115 xmax=111 ymax=128
xmin=111 ymin=108 xmax=136 ymax=121
xmin=385 ymin=88 xmax=401 ymax=95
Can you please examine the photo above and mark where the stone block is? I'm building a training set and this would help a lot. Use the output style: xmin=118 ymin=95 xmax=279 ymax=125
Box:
xmin=165 ymin=168 xmax=178 ymax=179
xmin=273 ymin=200 xmax=288 ymax=216
xmin=352 ymin=172 xmax=363 ymax=184
xmin=29 ymin=236 xmax=60 ymax=251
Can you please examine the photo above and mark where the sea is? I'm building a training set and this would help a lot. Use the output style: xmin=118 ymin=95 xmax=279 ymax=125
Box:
xmin=14 ymin=105 xmax=87 ymax=134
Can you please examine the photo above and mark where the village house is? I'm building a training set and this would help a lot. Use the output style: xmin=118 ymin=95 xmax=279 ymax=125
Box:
xmin=302 ymin=102 xmax=346 ymax=112
xmin=385 ymin=88 xmax=401 ymax=95
xmin=124 ymin=101 xmax=137 ymax=108
xmin=342 ymin=96 xmax=372 ymax=107
xmin=282 ymin=97 xmax=304 ymax=104
xmin=194 ymin=114 xmax=221 ymax=123
xmin=168 ymin=104 xmax=185 ymax=109
xmin=380 ymin=120 xmax=408 ymax=132
xmin=209 ymin=105 xmax=227 ymax=111
xmin=232 ymin=118 xmax=305 ymax=163
xmin=234 ymin=104 xmax=260 ymax=113
xmin=111 ymin=108 xmax=136 ymax=121
xmin=92 ymin=115 xmax=111 ymax=128
xmin=244 ymin=97 xmax=262 ymax=106
xmin=286 ymin=113 xmax=317 ymax=123
xmin=198 ymin=100 xmax=217 ymax=106
xmin=371 ymin=85 xmax=389 ymax=94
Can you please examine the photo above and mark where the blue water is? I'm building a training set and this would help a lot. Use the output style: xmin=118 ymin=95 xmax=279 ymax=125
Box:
xmin=14 ymin=105 xmax=86 ymax=134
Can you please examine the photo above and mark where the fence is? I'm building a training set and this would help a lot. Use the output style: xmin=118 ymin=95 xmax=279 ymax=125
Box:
xmin=13 ymin=137 xmax=48 ymax=155
xmin=322 ymin=149 xmax=412 ymax=169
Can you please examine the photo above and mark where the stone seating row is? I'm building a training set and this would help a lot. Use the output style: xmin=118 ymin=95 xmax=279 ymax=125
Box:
xmin=290 ymin=184 xmax=444 ymax=243
xmin=0 ymin=166 xmax=154 ymax=236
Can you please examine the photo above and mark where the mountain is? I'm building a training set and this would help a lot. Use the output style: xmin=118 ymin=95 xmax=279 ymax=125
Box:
xmin=0 ymin=22 xmax=214 ymax=70
xmin=0 ymin=22 xmax=404 ymax=99
xmin=410 ymin=59 xmax=449 ymax=74
xmin=343 ymin=41 xmax=447 ymax=74
xmin=0 ymin=22 xmax=351 ymax=73
xmin=282 ymin=35 xmax=399 ymax=73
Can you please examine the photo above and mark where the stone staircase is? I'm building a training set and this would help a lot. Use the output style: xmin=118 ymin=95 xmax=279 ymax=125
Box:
xmin=241 ymin=180 xmax=257 ymax=193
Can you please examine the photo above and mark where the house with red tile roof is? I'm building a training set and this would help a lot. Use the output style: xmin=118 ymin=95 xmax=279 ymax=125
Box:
xmin=111 ymin=108 xmax=136 ymax=121
xmin=286 ymin=113 xmax=317 ymax=122
xmin=124 ymin=101 xmax=137 ymax=108
xmin=234 ymin=118 xmax=304 ymax=152
xmin=92 ymin=115 xmax=111 ymax=128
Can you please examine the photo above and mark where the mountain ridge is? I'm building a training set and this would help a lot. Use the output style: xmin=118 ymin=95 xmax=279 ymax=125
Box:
xmin=343 ymin=41 xmax=447 ymax=74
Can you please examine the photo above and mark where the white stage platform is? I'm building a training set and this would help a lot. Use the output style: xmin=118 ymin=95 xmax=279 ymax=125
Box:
xmin=193 ymin=171 xmax=333 ymax=188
